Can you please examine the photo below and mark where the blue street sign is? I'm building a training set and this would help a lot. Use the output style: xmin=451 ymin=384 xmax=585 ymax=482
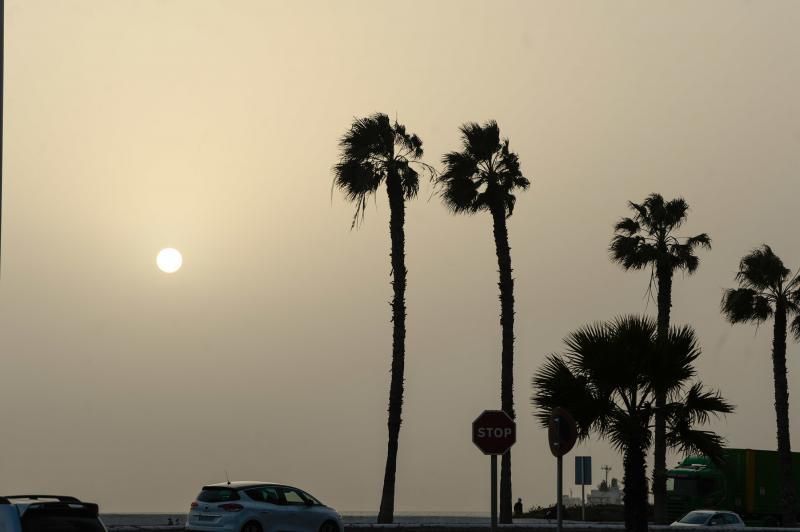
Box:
xmin=575 ymin=456 xmax=592 ymax=485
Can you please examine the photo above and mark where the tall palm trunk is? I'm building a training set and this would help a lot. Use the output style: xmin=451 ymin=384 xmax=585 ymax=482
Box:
xmin=653 ymin=261 xmax=673 ymax=524
xmin=771 ymin=300 xmax=796 ymax=526
xmin=377 ymin=170 xmax=407 ymax=524
xmin=624 ymin=434 xmax=649 ymax=532
xmin=491 ymin=203 xmax=515 ymax=524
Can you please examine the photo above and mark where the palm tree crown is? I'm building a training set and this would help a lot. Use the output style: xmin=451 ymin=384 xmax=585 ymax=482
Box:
xmin=532 ymin=315 xmax=731 ymax=459
xmin=532 ymin=315 xmax=733 ymax=532
xmin=436 ymin=121 xmax=530 ymax=216
xmin=334 ymin=113 xmax=432 ymax=227
xmin=721 ymin=245 xmax=800 ymax=336
xmin=610 ymin=193 xmax=711 ymax=277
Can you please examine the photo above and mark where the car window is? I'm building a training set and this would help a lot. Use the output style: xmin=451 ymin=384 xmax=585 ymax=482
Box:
xmin=722 ymin=514 xmax=740 ymax=525
xmin=246 ymin=487 xmax=280 ymax=504
xmin=679 ymin=512 xmax=712 ymax=525
xmin=197 ymin=488 xmax=240 ymax=502
xmin=709 ymin=514 xmax=724 ymax=526
xmin=301 ymin=491 xmax=322 ymax=506
xmin=280 ymin=488 xmax=306 ymax=506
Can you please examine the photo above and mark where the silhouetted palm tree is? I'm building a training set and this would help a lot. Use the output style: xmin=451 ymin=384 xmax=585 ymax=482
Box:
xmin=333 ymin=113 xmax=433 ymax=524
xmin=609 ymin=194 xmax=711 ymax=523
xmin=532 ymin=316 xmax=733 ymax=532
xmin=435 ymin=121 xmax=530 ymax=523
xmin=722 ymin=245 xmax=800 ymax=526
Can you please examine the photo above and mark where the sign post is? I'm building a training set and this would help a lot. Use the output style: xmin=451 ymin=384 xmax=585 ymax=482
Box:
xmin=575 ymin=456 xmax=592 ymax=521
xmin=473 ymin=410 xmax=516 ymax=532
xmin=548 ymin=408 xmax=578 ymax=532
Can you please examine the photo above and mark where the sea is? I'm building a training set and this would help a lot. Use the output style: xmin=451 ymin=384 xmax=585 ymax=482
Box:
xmin=100 ymin=513 xmax=550 ymax=527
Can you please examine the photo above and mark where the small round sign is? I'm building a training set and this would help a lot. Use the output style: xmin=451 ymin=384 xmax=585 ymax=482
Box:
xmin=548 ymin=407 xmax=578 ymax=457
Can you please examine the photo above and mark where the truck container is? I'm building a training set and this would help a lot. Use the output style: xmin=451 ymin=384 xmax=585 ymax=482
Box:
xmin=666 ymin=448 xmax=800 ymax=526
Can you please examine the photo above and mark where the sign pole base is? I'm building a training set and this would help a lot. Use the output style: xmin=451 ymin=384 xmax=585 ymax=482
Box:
xmin=557 ymin=454 xmax=563 ymax=532
xmin=491 ymin=454 xmax=497 ymax=532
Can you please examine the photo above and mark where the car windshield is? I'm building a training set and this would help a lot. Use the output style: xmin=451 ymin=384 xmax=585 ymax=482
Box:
xmin=679 ymin=512 xmax=711 ymax=525
xmin=197 ymin=488 xmax=240 ymax=502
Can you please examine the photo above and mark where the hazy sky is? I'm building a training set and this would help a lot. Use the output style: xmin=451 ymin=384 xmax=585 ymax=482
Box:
xmin=3 ymin=0 xmax=800 ymax=514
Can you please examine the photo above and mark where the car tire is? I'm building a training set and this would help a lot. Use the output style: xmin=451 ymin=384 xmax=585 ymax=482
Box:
xmin=242 ymin=521 xmax=263 ymax=532
xmin=319 ymin=520 xmax=339 ymax=532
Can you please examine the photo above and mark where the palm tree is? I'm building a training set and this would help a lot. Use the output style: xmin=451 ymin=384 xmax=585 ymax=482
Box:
xmin=609 ymin=193 xmax=711 ymax=523
xmin=722 ymin=245 xmax=800 ymax=526
xmin=333 ymin=113 xmax=433 ymax=523
xmin=532 ymin=316 xmax=733 ymax=532
xmin=435 ymin=121 xmax=530 ymax=523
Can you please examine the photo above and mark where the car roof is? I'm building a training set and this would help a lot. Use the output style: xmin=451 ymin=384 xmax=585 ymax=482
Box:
xmin=202 ymin=481 xmax=293 ymax=490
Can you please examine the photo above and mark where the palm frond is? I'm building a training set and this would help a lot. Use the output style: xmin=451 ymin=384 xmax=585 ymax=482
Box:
xmin=614 ymin=217 xmax=640 ymax=236
xmin=531 ymin=355 xmax=601 ymax=439
xmin=686 ymin=233 xmax=712 ymax=251
xmin=605 ymin=406 xmax=653 ymax=453
xmin=663 ymin=197 xmax=690 ymax=230
xmin=609 ymin=235 xmax=657 ymax=270
xmin=665 ymin=383 xmax=732 ymax=465
xmin=721 ymin=287 xmax=773 ymax=324
xmin=791 ymin=314 xmax=800 ymax=342
xmin=647 ymin=324 xmax=699 ymax=397
xmin=677 ymin=382 xmax=735 ymax=424
xmin=460 ymin=121 xmax=500 ymax=160
xmin=395 ymin=160 xmax=420 ymax=200
xmin=735 ymin=245 xmax=790 ymax=291
xmin=667 ymin=426 xmax=727 ymax=465
xmin=670 ymin=243 xmax=701 ymax=274
xmin=339 ymin=113 xmax=392 ymax=161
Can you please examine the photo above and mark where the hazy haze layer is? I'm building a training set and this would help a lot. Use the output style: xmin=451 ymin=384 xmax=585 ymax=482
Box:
xmin=3 ymin=0 xmax=799 ymax=513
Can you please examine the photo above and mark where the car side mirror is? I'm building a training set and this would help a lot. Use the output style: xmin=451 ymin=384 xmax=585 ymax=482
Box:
xmin=708 ymin=521 xmax=719 ymax=526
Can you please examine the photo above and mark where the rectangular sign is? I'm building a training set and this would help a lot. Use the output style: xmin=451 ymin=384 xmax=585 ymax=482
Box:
xmin=575 ymin=456 xmax=592 ymax=485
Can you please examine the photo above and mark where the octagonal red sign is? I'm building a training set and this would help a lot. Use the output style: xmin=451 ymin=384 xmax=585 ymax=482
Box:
xmin=472 ymin=410 xmax=516 ymax=455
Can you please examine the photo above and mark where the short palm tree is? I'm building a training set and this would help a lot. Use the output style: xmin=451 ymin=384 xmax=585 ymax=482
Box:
xmin=722 ymin=245 xmax=800 ymax=525
xmin=435 ymin=121 xmax=530 ymax=523
xmin=610 ymin=193 xmax=711 ymax=523
xmin=532 ymin=315 xmax=733 ymax=532
xmin=333 ymin=113 xmax=433 ymax=523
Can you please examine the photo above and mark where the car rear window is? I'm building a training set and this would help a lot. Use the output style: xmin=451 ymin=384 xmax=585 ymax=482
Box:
xmin=22 ymin=506 xmax=105 ymax=532
xmin=197 ymin=488 xmax=240 ymax=502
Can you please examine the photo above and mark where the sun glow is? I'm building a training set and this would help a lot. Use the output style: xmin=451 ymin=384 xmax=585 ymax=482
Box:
xmin=156 ymin=248 xmax=183 ymax=273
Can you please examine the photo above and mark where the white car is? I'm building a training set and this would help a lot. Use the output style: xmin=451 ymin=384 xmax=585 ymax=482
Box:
xmin=671 ymin=510 xmax=745 ymax=528
xmin=186 ymin=482 xmax=342 ymax=532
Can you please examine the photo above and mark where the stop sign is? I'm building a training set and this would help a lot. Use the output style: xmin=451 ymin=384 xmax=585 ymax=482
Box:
xmin=472 ymin=410 xmax=516 ymax=455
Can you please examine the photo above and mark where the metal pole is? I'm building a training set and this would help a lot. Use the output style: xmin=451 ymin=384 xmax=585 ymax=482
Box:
xmin=557 ymin=454 xmax=563 ymax=532
xmin=581 ymin=483 xmax=585 ymax=521
xmin=1 ymin=0 xmax=5 ymax=268
xmin=491 ymin=454 xmax=498 ymax=532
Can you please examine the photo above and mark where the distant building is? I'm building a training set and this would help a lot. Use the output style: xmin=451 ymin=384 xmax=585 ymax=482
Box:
xmin=587 ymin=478 xmax=623 ymax=505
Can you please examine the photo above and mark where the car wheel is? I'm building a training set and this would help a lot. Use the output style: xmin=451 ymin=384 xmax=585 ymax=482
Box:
xmin=319 ymin=520 xmax=338 ymax=532
xmin=242 ymin=521 xmax=263 ymax=532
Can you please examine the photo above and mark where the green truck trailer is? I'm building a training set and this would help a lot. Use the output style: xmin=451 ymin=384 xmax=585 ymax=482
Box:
xmin=666 ymin=448 xmax=800 ymax=526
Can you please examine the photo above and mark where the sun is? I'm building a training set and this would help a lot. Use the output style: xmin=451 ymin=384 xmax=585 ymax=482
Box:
xmin=156 ymin=248 xmax=183 ymax=273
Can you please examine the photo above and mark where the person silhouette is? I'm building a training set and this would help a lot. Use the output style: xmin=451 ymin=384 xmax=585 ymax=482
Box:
xmin=514 ymin=498 xmax=523 ymax=517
